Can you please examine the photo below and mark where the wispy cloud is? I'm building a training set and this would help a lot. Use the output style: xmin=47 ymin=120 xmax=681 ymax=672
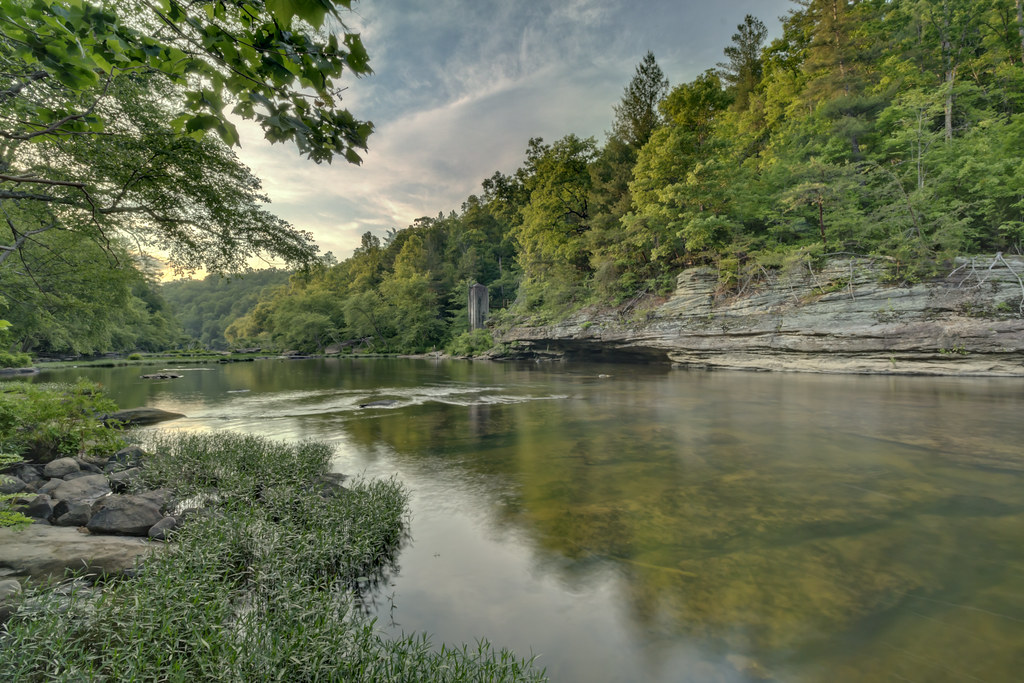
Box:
xmin=234 ymin=0 xmax=793 ymax=260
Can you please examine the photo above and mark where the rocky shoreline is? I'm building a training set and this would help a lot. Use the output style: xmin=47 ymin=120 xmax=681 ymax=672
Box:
xmin=0 ymin=446 xmax=178 ymax=587
xmin=494 ymin=255 xmax=1024 ymax=375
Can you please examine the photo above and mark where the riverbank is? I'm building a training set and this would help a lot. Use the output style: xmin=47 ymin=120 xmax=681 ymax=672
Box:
xmin=494 ymin=255 xmax=1024 ymax=376
xmin=0 ymin=430 xmax=546 ymax=682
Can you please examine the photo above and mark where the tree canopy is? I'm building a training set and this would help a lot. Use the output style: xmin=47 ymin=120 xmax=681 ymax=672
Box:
xmin=0 ymin=0 xmax=372 ymax=274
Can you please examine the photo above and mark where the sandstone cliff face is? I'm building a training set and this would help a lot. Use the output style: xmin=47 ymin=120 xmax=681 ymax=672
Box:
xmin=495 ymin=256 xmax=1024 ymax=375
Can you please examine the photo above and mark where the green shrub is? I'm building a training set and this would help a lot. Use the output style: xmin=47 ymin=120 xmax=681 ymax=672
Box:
xmin=127 ymin=353 xmax=143 ymax=361
xmin=0 ymin=379 xmax=125 ymax=461
xmin=446 ymin=329 xmax=494 ymax=357
xmin=0 ymin=352 xmax=31 ymax=369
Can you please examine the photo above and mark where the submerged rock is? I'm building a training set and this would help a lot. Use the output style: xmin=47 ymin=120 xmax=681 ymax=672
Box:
xmin=358 ymin=399 xmax=399 ymax=408
xmin=103 ymin=407 xmax=185 ymax=426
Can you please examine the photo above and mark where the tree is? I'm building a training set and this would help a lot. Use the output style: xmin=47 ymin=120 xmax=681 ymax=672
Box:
xmin=718 ymin=14 xmax=768 ymax=111
xmin=1 ymin=0 xmax=372 ymax=274
xmin=611 ymin=51 xmax=669 ymax=150
xmin=513 ymin=135 xmax=597 ymax=305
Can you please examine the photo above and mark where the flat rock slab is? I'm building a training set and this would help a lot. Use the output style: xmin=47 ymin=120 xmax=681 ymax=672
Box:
xmin=0 ymin=525 xmax=158 ymax=582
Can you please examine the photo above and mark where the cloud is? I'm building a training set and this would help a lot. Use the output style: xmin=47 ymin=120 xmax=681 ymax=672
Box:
xmin=232 ymin=0 xmax=793 ymax=261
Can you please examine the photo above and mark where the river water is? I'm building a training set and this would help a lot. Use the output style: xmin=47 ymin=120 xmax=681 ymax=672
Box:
xmin=33 ymin=358 xmax=1024 ymax=682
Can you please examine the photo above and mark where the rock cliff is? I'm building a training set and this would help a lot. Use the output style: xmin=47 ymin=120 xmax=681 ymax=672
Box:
xmin=495 ymin=256 xmax=1024 ymax=375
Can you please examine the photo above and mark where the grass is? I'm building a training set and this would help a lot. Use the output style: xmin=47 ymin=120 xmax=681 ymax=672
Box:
xmin=0 ymin=432 xmax=546 ymax=682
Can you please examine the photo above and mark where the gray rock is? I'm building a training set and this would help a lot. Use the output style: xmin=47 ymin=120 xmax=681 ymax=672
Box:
xmin=88 ymin=496 xmax=163 ymax=536
xmin=74 ymin=458 xmax=104 ymax=474
xmin=108 ymin=468 xmax=141 ymax=493
xmin=0 ymin=579 xmax=21 ymax=601
xmin=310 ymin=473 xmax=349 ymax=499
xmin=147 ymin=516 xmax=179 ymax=541
xmin=36 ymin=478 xmax=63 ymax=496
xmin=0 ymin=525 xmax=156 ymax=582
xmin=52 ymin=474 xmax=111 ymax=503
xmin=62 ymin=470 xmax=93 ymax=481
xmin=13 ymin=464 xmax=43 ymax=484
xmin=109 ymin=445 xmax=145 ymax=468
xmin=0 ymin=475 xmax=28 ymax=495
xmin=14 ymin=494 xmax=54 ymax=521
xmin=136 ymin=488 xmax=173 ymax=512
xmin=54 ymin=503 xmax=92 ymax=527
xmin=497 ymin=256 xmax=1024 ymax=376
xmin=43 ymin=457 xmax=80 ymax=479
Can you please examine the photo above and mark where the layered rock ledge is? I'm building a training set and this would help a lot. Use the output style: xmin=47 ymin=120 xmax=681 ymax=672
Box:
xmin=495 ymin=256 xmax=1024 ymax=375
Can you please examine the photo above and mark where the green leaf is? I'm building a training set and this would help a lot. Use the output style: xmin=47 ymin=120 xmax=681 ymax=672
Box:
xmin=266 ymin=0 xmax=329 ymax=29
xmin=184 ymin=114 xmax=221 ymax=134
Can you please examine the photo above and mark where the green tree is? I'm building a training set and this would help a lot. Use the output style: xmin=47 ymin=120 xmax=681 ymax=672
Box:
xmin=513 ymin=135 xmax=597 ymax=310
xmin=611 ymin=51 xmax=669 ymax=150
xmin=718 ymin=14 xmax=768 ymax=111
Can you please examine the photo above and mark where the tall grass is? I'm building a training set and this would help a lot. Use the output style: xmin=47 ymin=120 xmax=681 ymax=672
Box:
xmin=0 ymin=432 xmax=545 ymax=682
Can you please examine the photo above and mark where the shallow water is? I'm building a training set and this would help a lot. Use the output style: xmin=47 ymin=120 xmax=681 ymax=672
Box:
xmin=33 ymin=359 xmax=1024 ymax=681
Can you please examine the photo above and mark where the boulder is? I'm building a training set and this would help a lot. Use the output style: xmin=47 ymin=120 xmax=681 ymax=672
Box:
xmin=0 ymin=475 xmax=28 ymax=495
xmin=136 ymin=488 xmax=174 ymax=513
xmin=54 ymin=503 xmax=92 ymax=527
xmin=43 ymin=457 xmax=80 ymax=479
xmin=36 ymin=479 xmax=63 ymax=496
xmin=109 ymin=445 xmax=146 ymax=469
xmin=14 ymin=494 xmax=54 ymax=521
xmin=88 ymin=496 xmax=163 ymax=536
xmin=13 ymin=464 xmax=44 ymax=484
xmin=148 ymin=516 xmax=179 ymax=541
xmin=62 ymin=471 xmax=93 ymax=481
xmin=52 ymin=474 xmax=111 ymax=503
xmin=74 ymin=458 xmax=104 ymax=474
xmin=108 ymin=468 xmax=141 ymax=493
xmin=0 ymin=525 xmax=156 ymax=582
xmin=103 ymin=408 xmax=185 ymax=426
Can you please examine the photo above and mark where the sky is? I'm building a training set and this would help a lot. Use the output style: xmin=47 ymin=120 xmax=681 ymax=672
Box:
xmin=234 ymin=0 xmax=795 ymax=262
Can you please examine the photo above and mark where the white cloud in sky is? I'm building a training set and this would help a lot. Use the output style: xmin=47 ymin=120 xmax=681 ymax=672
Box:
xmin=235 ymin=0 xmax=794 ymax=262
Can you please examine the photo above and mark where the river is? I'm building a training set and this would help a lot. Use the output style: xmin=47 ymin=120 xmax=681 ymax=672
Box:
xmin=33 ymin=358 xmax=1024 ymax=682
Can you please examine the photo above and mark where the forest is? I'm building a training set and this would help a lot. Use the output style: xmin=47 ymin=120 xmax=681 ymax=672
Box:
xmin=3 ymin=0 xmax=1024 ymax=357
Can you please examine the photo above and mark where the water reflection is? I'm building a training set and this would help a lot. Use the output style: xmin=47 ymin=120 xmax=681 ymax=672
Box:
xmin=35 ymin=361 xmax=1024 ymax=682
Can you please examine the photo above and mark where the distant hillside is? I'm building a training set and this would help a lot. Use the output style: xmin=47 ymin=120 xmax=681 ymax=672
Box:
xmin=161 ymin=270 xmax=291 ymax=349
